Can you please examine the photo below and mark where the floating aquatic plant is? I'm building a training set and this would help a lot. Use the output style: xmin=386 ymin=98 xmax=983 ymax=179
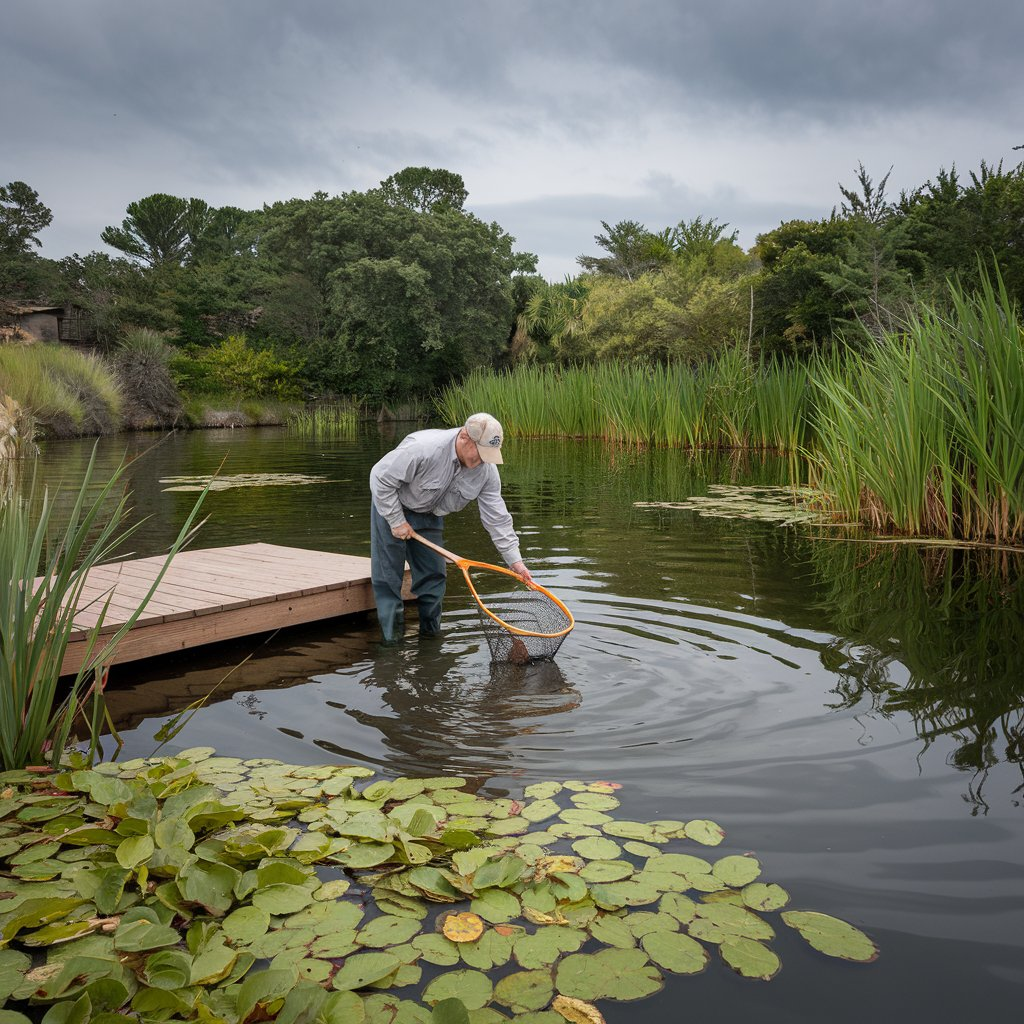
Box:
xmin=0 ymin=751 xmax=877 ymax=1022
xmin=160 ymin=474 xmax=332 ymax=493
xmin=635 ymin=484 xmax=834 ymax=526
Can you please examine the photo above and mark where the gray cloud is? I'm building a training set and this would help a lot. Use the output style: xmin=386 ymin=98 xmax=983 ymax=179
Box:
xmin=3 ymin=0 xmax=1021 ymax=278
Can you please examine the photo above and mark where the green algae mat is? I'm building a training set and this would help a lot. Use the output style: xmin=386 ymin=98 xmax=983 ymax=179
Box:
xmin=0 ymin=750 xmax=877 ymax=1023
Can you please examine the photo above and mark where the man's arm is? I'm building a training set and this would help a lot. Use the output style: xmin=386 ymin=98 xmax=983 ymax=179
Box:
xmin=477 ymin=469 xmax=532 ymax=582
xmin=369 ymin=448 xmax=417 ymax=536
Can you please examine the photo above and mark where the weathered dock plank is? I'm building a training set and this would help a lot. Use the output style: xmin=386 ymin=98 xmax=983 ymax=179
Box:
xmin=55 ymin=543 xmax=405 ymax=676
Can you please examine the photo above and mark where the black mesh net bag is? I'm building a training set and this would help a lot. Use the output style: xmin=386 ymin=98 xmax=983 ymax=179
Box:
xmin=470 ymin=578 xmax=573 ymax=663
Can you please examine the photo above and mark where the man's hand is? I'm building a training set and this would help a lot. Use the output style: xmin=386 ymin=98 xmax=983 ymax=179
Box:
xmin=391 ymin=522 xmax=414 ymax=540
xmin=510 ymin=560 xmax=533 ymax=584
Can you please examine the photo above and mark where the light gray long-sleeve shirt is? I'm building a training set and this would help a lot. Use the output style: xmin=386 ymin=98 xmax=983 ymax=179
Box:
xmin=369 ymin=427 xmax=523 ymax=565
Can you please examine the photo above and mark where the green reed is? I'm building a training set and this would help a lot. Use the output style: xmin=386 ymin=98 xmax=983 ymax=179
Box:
xmin=439 ymin=352 xmax=812 ymax=454
xmin=0 ymin=448 xmax=209 ymax=770
xmin=287 ymin=402 xmax=360 ymax=438
xmin=808 ymin=273 xmax=1023 ymax=544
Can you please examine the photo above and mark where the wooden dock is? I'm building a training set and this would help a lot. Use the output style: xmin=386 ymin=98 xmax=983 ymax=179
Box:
xmin=58 ymin=543 xmax=409 ymax=676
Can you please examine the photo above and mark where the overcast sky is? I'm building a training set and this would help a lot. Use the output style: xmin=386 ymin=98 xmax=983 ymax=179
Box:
xmin=4 ymin=0 xmax=1021 ymax=280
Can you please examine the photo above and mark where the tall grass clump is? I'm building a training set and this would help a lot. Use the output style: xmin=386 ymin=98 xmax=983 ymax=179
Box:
xmin=438 ymin=354 xmax=812 ymax=452
xmin=288 ymin=401 xmax=360 ymax=438
xmin=111 ymin=327 xmax=184 ymax=429
xmin=0 ymin=343 xmax=122 ymax=437
xmin=808 ymin=272 xmax=1024 ymax=544
xmin=0 ymin=449 xmax=208 ymax=770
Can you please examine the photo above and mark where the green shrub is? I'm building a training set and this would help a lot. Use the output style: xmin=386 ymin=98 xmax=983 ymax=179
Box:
xmin=178 ymin=334 xmax=303 ymax=400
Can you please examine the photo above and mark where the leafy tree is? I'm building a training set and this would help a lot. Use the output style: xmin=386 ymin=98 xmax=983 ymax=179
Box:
xmin=0 ymin=181 xmax=52 ymax=258
xmin=101 ymin=194 xmax=213 ymax=267
xmin=520 ymin=276 xmax=592 ymax=362
xmin=581 ymin=261 xmax=749 ymax=363
xmin=266 ymin=183 xmax=533 ymax=402
xmin=582 ymin=275 xmax=692 ymax=362
xmin=377 ymin=167 xmax=468 ymax=213
xmin=752 ymin=218 xmax=852 ymax=353
xmin=822 ymin=164 xmax=919 ymax=340
xmin=671 ymin=215 xmax=739 ymax=263
xmin=0 ymin=181 xmax=54 ymax=295
xmin=899 ymin=160 xmax=1024 ymax=302
xmin=577 ymin=220 xmax=667 ymax=280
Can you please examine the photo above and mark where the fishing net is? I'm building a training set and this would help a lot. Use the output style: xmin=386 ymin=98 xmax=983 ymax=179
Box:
xmin=409 ymin=531 xmax=574 ymax=664
xmin=465 ymin=568 xmax=573 ymax=664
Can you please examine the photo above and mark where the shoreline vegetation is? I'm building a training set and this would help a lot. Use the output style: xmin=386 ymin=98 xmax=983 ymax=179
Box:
xmin=2 ymin=161 xmax=1022 ymax=544
xmin=439 ymin=277 xmax=1023 ymax=548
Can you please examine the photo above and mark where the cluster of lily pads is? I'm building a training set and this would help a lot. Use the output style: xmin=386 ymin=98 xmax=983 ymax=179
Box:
xmin=0 ymin=750 xmax=877 ymax=1024
xmin=159 ymin=475 xmax=331 ymax=493
xmin=634 ymin=484 xmax=833 ymax=526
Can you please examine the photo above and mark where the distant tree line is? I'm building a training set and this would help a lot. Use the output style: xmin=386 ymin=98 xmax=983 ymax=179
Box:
xmin=523 ymin=160 xmax=1024 ymax=363
xmin=2 ymin=158 xmax=1023 ymax=405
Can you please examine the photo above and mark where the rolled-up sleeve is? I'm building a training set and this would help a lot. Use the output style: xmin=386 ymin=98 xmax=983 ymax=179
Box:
xmin=369 ymin=448 xmax=417 ymax=528
xmin=477 ymin=468 xmax=522 ymax=565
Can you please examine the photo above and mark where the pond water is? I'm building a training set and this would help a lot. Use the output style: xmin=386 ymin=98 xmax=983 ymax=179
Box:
xmin=39 ymin=426 xmax=1024 ymax=1022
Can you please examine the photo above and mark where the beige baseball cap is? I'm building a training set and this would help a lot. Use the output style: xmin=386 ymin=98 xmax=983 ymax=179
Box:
xmin=464 ymin=412 xmax=504 ymax=464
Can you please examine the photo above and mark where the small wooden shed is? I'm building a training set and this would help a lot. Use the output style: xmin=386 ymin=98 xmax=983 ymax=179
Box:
xmin=0 ymin=300 xmax=96 ymax=344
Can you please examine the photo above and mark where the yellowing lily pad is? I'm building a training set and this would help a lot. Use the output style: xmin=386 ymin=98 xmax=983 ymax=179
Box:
xmin=551 ymin=994 xmax=607 ymax=1024
xmin=441 ymin=912 xmax=486 ymax=943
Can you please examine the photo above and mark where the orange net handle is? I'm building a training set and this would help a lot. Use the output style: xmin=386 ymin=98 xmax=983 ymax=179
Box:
xmin=408 ymin=530 xmax=575 ymax=639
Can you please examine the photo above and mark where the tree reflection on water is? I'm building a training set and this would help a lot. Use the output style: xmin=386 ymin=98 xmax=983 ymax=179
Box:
xmin=811 ymin=540 xmax=1024 ymax=813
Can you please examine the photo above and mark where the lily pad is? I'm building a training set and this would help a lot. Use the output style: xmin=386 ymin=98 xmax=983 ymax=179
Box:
xmin=332 ymin=952 xmax=403 ymax=991
xmin=569 ymin=793 xmax=619 ymax=812
xmin=524 ymin=783 xmax=563 ymax=801
xmin=684 ymin=820 xmax=725 ymax=846
xmin=357 ymin=915 xmax=422 ymax=948
xmin=522 ymin=800 xmax=562 ymax=824
xmin=712 ymin=855 xmax=761 ymax=888
xmin=720 ymin=937 xmax=781 ymax=980
xmin=413 ymin=933 xmax=461 ymax=966
xmin=460 ymin=929 xmax=516 ymax=971
xmin=422 ymin=970 xmax=494 ymax=1010
xmin=550 ymin=994 xmax=607 ymax=1024
xmin=588 ymin=915 xmax=635 ymax=950
xmin=659 ymin=893 xmax=697 ymax=924
xmin=741 ymin=883 xmax=789 ymax=912
xmin=571 ymin=838 xmax=621 ymax=862
xmin=555 ymin=947 xmax=663 ymax=1002
xmin=579 ymin=860 xmax=633 ymax=884
xmin=493 ymin=969 xmax=555 ymax=1013
xmin=781 ymin=911 xmax=878 ymax=962
xmin=513 ymin=926 xmax=586 ymax=968
xmin=471 ymin=889 xmax=521 ymax=924
xmin=688 ymin=903 xmax=774 ymax=944
xmin=641 ymin=931 xmax=709 ymax=975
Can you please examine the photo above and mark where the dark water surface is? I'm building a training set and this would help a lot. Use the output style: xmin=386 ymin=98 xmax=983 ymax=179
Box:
xmin=41 ymin=428 xmax=1024 ymax=1022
